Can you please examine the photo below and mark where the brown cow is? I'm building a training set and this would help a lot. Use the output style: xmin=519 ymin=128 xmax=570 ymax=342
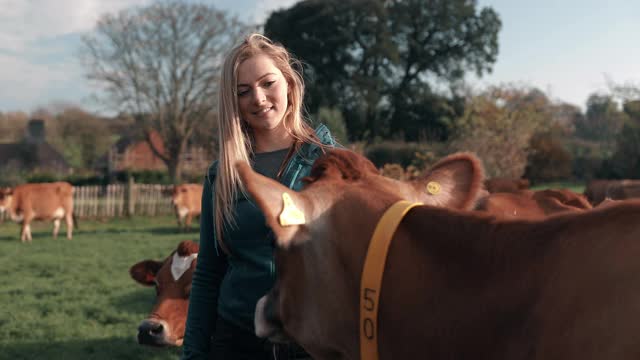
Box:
xmin=0 ymin=182 xmax=74 ymax=242
xmin=475 ymin=188 xmax=592 ymax=219
xmin=584 ymin=179 xmax=640 ymax=205
xmin=129 ymin=240 xmax=199 ymax=347
xmin=237 ymin=149 xmax=640 ymax=360
xmin=170 ymin=184 xmax=203 ymax=231
xmin=484 ymin=177 xmax=530 ymax=193
xmin=583 ymin=179 xmax=617 ymax=205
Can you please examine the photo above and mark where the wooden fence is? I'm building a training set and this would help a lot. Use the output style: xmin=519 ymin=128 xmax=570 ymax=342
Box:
xmin=0 ymin=182 xmax=176 ymax=221
xmin=74 ymin=183 xmax=175 ymax=218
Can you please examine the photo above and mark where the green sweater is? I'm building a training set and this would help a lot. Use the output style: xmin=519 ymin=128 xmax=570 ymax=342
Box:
xmin=181 ymin=125 xmax=336 ymax=359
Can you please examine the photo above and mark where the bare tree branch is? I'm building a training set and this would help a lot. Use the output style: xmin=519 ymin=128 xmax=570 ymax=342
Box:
xmin=79 ymin=1 xmax=248 ymax=181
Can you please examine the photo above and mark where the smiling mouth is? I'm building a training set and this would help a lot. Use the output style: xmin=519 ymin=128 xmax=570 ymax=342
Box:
xmin=253 ymin=107 xmax=273 ymax=115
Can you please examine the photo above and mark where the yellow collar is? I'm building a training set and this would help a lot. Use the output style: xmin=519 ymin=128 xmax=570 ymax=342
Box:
xmin=360 ymin=200 xmax=423 ymax=360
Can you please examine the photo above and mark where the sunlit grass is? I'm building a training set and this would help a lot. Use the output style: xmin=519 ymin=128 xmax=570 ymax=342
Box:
xmin=531 ymin=181 xmax=585 ymax=194
xmin=0 ymin=216 xmax=198 ymax=360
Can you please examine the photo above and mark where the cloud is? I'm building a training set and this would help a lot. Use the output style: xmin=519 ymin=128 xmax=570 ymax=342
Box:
xmin=0 ymin=0 xmax=153 ymax=112
xmin=0 ymin=0 xmax=301 ymax=113
xmin=0 ymin=0 xmax=151 ymax=53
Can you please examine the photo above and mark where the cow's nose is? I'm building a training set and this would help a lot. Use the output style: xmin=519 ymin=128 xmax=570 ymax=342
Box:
xmin=137 ymin=319 xmax=168 ymax=346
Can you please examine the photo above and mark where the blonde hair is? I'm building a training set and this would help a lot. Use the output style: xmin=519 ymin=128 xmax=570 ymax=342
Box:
xmin=214 ymin=33 xmax=318 ymax=248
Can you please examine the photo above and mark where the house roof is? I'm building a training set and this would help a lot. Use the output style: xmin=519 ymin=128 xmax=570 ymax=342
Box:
xmin=0 ymin=142 xmax=71 ymax=172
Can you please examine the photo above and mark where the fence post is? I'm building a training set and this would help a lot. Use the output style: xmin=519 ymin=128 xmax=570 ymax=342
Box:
xmin=125 ymin=176 xmax=136 ymax=217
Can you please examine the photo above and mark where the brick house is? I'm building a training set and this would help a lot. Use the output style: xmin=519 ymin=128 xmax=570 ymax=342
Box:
xmin=99 ymin=130 xmax=212 ymax=176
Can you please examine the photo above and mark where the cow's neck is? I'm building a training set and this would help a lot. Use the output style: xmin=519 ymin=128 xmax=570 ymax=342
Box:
xmin=375 ymin=205 xmax=547 ymax=359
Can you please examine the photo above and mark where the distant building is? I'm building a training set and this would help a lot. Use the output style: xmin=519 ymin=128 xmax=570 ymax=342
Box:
xmin=0 ymin=119 xmax=71 ymax=174
xmin=97 ymin=130 xmax=211 ymax=176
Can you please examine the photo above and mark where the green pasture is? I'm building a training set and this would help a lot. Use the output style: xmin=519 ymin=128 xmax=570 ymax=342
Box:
xmin=530 ymin=181 xmax=585 ymax=194
xmin=0 ymin=216 xmax=196 ymax=360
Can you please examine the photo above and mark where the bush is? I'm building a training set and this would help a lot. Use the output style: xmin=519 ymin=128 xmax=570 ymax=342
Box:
xmin=365 ymin=141 xmax=444 ymax=168
xmin=565 ymin=138 xmax=608 ymax=180
xmin=524 ymin=132 xmax=572 ymax=183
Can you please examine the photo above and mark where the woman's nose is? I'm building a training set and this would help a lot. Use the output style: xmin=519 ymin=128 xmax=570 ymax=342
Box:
xmin=252 ymin=88 xmax=266 ymax=104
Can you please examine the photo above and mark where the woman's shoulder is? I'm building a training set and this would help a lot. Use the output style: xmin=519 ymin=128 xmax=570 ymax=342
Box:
xmin=300 ymin=123 xmax=338 ymax=160
xmin=205 ymin=160 xmax=219 ymax=185
xmin=313 ymin=123 xmax=336 ymax=147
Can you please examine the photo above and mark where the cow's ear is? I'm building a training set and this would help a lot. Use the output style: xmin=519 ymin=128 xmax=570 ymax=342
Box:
xmin=415 ymin=152 xmax=485 ymax=210
xmin=236 ymin=162 xmax=309 ymax=248
xmin=129 ymin=260 xmax=163 ymax=286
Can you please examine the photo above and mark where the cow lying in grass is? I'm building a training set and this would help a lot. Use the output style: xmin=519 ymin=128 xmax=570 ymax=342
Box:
xmin=238 ymin=148 xmax=640 ymax=360
xmin=130 ymin=240 xmax=199 ymax=347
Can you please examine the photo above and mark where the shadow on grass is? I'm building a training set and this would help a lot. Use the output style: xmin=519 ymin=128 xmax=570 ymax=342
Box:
xmin=111 ymin=288 xmax=156 ymax=316
xmin=68 ymin=227 xmax=199 ymax=236
xmin=3 ymin=337 xmax=182 ymax=360
xmin=0 ymin=231 xmax=56 ymax=242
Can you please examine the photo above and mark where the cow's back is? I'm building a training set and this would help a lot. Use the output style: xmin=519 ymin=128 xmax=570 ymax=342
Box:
xmin=485 ymin=177 xmax=530 ymax=193
xmin=13 ymin=182 xmax=73 ymax=219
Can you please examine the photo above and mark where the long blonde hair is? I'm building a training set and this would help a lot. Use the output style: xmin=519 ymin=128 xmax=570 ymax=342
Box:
xmin=215 ymin=33 xmax=317 ymax=249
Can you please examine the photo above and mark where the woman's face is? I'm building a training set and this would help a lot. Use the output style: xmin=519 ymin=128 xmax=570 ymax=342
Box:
xmin=236 ymin=54 xmax=289 ymax=133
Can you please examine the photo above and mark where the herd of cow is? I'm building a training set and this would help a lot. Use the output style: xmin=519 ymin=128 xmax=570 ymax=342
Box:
xmin=0 ymin=183 xmax=203 ymax=242
xmin=4 ymin=149 xmax=640 ymax=358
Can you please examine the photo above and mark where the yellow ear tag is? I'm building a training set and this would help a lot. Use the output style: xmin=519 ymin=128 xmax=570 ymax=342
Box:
xmin=279 ymin=193 xmax=306 ymax=226
xmin=426 ymin=181 xmax=441 ymax=195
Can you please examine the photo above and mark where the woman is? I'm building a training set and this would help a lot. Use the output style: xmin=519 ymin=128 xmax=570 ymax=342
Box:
xmin=181 ymin=33 xmax=336 ymax=360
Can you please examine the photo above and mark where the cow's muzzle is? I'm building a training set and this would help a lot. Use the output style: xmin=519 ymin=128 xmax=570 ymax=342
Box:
xmin=255 ymin=295 xmax=291 ymax=343
xmin=137 ymin=319 xmax=181 ymax=347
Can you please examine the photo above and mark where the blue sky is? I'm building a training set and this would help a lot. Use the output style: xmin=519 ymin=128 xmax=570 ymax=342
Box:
xmin=0 ymin=0 xmax=638 ymax=115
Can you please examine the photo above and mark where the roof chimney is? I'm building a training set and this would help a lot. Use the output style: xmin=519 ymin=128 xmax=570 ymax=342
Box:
xmin=25 ymin=119 xmax=45 ymax=144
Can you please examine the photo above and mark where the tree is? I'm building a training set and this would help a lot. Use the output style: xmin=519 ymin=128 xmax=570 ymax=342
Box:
xmin=0 ymin=111 xmax=29 ymax=143
xmin=311 ymin=107 xmax=348 ymax=145
xmin=574 ymin=94 xmax=627 ymax=151
xmin=47 ymin=106 xmax=113 ymax=169
xmin=448 ymin=85 xmax=553 ymax=178
xmin=265 ymin=0 xmax=500 ymax=142
xmin=79 ymin=1 xmax=247 ymax=182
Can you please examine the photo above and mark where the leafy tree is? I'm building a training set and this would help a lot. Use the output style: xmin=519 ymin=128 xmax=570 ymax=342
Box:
xmin=311 ymin=107 xmax=348 ymax=145
xmin=524 ymin=129 xmax=572 ymax=183
xmin=448 ymin=85 xmax=553 ymax=178
xmin=574 ymin=94 xmax=627 ymax=157
xmin=264 ymin=0 xmax=500 ymax=142
xmin=0 ymin=111 xmax=29 ymax=143
xmin=79 ymin=1 xmax=247 ymax=182
xmin=47 ymin=106 xmax=113 ymax=169
xmin=606 ymin=98 xmax=640 ymax=178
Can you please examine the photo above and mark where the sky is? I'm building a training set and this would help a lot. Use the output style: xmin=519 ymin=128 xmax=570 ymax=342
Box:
xmin=0 ymin=0 xmax=638 ymax=115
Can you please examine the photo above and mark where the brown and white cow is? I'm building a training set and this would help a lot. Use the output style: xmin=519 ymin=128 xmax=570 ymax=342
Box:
xmin=170 ymin=184 xmax=203 ymax=231
xmin=129 ymin=240 xmax=199 ymax=347
xmin=0 ymin=182 xmax=75 ymax=242
xmin=237 ymin=149 xmax=640 ymax=360
xmin=475 ymin=188 xmax=592 ymax=219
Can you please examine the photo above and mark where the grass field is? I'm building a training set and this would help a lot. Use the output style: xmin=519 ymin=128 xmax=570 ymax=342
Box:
xmin=530 ymin=181 xmax=585 ymax=194
xmin=0 ymin=216 xmax=197 ymax=360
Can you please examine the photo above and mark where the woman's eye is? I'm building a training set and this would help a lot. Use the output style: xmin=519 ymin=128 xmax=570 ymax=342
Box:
xmin=263 ymin=80 xmax=275 ymax=88
xmin=237 ymin=89 xmax=249 ymax=97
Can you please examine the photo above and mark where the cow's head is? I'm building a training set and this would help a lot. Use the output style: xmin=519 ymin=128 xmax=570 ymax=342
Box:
xmin=171 ymin=184 xmax=200 ymax=206
xmin=236 ymin=149 xmax=484 ymax=359
xmin=129 ymin=240 xmax=199 ymax=347
xmin=170 ymin=185 xmax=188 ymax=207
xmin=0 ymin=187 xmax=13 ymax=213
